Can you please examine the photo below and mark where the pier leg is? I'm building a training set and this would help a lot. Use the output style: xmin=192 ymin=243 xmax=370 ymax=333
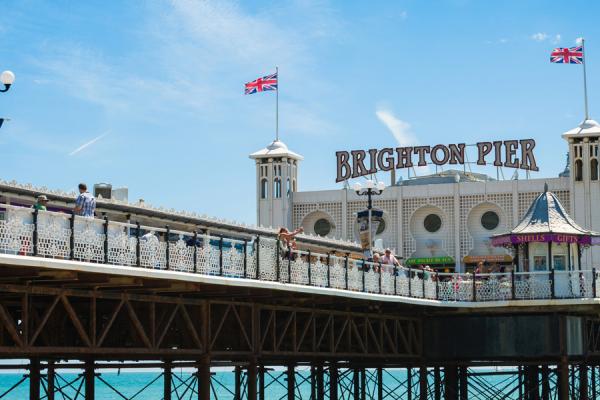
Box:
xmin=249 ymin=362 xmax=258 ymax=400
xmin=287 ymin=364 xmax=295 ymax=400
xmin=434 ymin=367 xmax=441 ymax=400
xmin=541 ymin=365 xmax=550 ymax=400
xmin=407 ymin=367 xmax=412 ymax=400
xmin=84 ymin=359 xmax=95 ymax=400
xmin=330 ymin=363 xmax=339 ymax=400
xmin=557 ymin=359 xmax=569 ymax=400
xmin=317 ymin=365 xmax=325 ymax=400
xmin=29 ymin=359 xmax=40 ymax=400
xmin=47 ymin=361 xmax=55 ymax=400
xmin=353 ymin=368 xmax=360 ymax=400
xmin=235 ymin=366 xmax=242 ymax=400
xmin=592 ymin=365 xmax=597 ymax=400
xmin=197 ymin=357 xmax=210 ymax=400
xmin=377 ymin=367 xmax=383 ymax=400
xmin=580 ymin=364 xmax=589 ymax=400
xmin=444 ymin=366 xmax=458 ymax=400
xmin=360 ymin=368 xmax=366 ymax=400
xmin=419 ymin=367 xmax=428 ymax=400
xmin=459 ymin=366 xmax=467 ymax=400
xmin=164 ymin=361 xmax=172 ymax=400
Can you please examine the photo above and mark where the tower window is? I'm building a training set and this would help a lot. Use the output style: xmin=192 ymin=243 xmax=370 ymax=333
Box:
xmin=261 ymin=178 xmax=268 ymax=199
xmin=591 ymin=159 xmax=599 ymax=181
xmin=314 ymin=218 xmax=332 ymax=236
xmin=575 ymin=159 xmax=583 ymax=181
xmin=274 ymin=178 xmax=282 ymax=198
xmin=286 ymin=179 xmax=291 ymax=198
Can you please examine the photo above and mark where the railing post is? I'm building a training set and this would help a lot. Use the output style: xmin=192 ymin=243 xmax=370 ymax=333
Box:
xmin=135 ymin=222 xmax=141 ymax=267
xmin=361 ymin=261 xmax=365 ymax=292
xmin=193 ymin=231 xmax=198 ymax=274
xmin=308 ymin=250 xmax=312 ymax=286
xmin=408 ymin=267 xmax=412 ymax=296
xmin=255 ymin=236 xmax=260 ymax=279
xmin=165 ymin=225 xmax=170 ymax=270
xmin=593 ymin=268 xmax=597 ymax=298
xmin=326 ymin=253 xmax=331 ymax=288
xmin=103 ymin=216 xmax=108 ymax=264
xmin=276 ymin=239 xmax=281 ymax=282
xmin=32 ymin=209 xmax=39 ymax=256
xmin=378 ymin=262 xmax=382 ymax=294
xmin=435 ymin=272 xmax=439 ymax=300
xmin=551 ymin=268 xmax=555 ymax=299
xmin=219 ymin=236 xmax=224 ymax=276
xmin=422 ymin=270 xmax=426 ymax=298
xmin=69 ymin=212 xmax=75 ymax=260
xmin=393 ymin=266 xmax=398 ymax=295
xmin=345 ymin=254 xmax=349 ymax=290
xmin=511 ymin=269 xmax=516 ymax=300
xmin=472 ymin=271 xmax=477 ymax=301
xmin=288 ymin=250 xmax=292 ymax=284
xmin=243 ymin=239 xmax=247 ymax=278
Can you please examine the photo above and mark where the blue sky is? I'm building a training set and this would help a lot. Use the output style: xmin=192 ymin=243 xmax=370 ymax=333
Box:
xmin=0 ymin=0 xmax=597 ymax=224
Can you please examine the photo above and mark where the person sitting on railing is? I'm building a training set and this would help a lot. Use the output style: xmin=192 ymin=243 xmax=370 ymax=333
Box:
xmin=278 ymin=227 xmax=303 ymax=260
xmin=32 ymin=195 xmax=48 ymax=211
xmin=74 ymin=183 xmax=96 ymax=217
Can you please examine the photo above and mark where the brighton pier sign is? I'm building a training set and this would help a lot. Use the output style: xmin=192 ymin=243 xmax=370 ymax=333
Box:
xmin=336 ymin=139 xmax=539 ymax=182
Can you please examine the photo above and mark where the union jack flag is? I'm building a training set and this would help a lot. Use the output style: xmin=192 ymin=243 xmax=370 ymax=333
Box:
xmin=550 ymin=46 xmax=584 ymax=64
xmin=244 ymin=72 xmax=278 ymax=95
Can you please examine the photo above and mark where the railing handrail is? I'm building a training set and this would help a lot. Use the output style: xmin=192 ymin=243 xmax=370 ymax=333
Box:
xmin=0 ymin=204 xmax=599 ymax=303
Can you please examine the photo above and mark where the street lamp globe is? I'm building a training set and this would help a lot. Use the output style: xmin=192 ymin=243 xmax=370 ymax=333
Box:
xmin=352 ymin=182 xmax=362 ymax=192
xmin=1 ymin=71 xmax=15 ymax=86
xmin=365 ymin=180 xmax=374 ymax=189
xmin=376 ymin=181 xmax=386 ymax=191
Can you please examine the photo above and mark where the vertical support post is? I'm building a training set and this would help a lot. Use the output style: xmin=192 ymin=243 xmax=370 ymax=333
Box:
xmin=551 ymin=268 xmax=556 ymax=299
xmin=255 ymin=236 xmax=260 ymax=279
xmin=419 ymin=367 xmax=428 ymax=400
xmin=518 ymin=366 xmax=523 ymax=400
xmin=511 ymin=269 xmax=516 ymax=300
xmin=362 ymin=261 xmax=366 ymax=292
xmin=580 ymin=364 xmax=589 ymax=400
xmin=379 ymin=262 xmax=383 ymax=294
xmin=193 ymin=231 xmax=198 ymax=274
xmin=247 ymin=359 xmax=256 ymax=400
xmin=47 ymin=361 xmax=55 ymax=400
xmin=360 ymin=368 xmax=366 ymax=400
xmin=407 ymin=367 xmax=412 ymax=400
xmin=472 ymin=271 xmax=477 ymax=301
xmin=29 ymin=359 xmax=40 ymax=400
xmin=330 ymin=364 xmax=339 ymax=400
xmin=558 ymin=315 xmax=569 ymax=400
xmin=541 ymin=365 xmax=550 ymax=400
xmin=197 ymin=357 xmax=211 ymax=400
xmin=345 ymin=255 xmax=349 ymax=290
xmin=408 ymin=267 xmax=412 ymax=296
xmin=377 ymin=367 xmax=383 ymax=400
xmin=219 ymin=236 xmax=224 ymax=276
xmin=422 ymin=270 xmax=426 ymax=298
xmin=69 ymin=212 xmax=75 ymax=260
xmin=308 ymin=250 xmax=312 ymax=286
xmin=317 ymin=365 xmax=325 ymax=400
xmin=459 ymin=366 xmax=467 ymax=400
xmin=592 ymin=365 xmax=597 ymax=400
xmin=287 ymin=365 xmax=295 ymax=400
xmin=593 ymin=268 xmax=597 ymax=298
xmin=327 ymin=253 xmax=331 ymax=288
xmin=164 ymin=361 xmax=172 ymax=400
xmin=288 ymin=250 xmax=292 ymax=283
xmin=32 ymin=208 xmax=39 ymax=256
xmin=276 ymin=238 xmax=281 ymax=282
xmin=394 ymin=266 xmax=398 ymax=295
xmin=434 ymin=367 xmax=441 ymax=400
xmin=103 ymin=216 xmax=108 ymax=264
xmin=444 ymin=366 xmax=458 ymax=400
xmin=311 ymin=366 xmax=316 ymax=400
xmin=436 ymin=272 xmax=440 ymax=299
xmin=353 ymin=368 xmax=360 ymax=400
xmin=165 ymin=226 xmax=170 ymax=270
xmin=85 ymin=359 xmax=95 ymax=400
xmin=235 ymin=366 xmax=242 ymax=400
xmin=243 ymin=238 xmax=247 ymax=278
xmin=135 ymin=222 xmax=141 ymax=267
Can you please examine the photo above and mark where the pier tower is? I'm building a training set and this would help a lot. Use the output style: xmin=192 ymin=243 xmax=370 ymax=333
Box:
xmin=250 ymin=139 xmax=303 ymax=229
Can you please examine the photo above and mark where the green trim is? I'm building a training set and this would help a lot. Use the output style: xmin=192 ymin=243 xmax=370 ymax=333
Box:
xmin=406 ymin=256 xmax=454 ymax=265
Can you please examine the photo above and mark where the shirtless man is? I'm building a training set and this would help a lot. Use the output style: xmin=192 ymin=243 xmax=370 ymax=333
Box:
xmin=278 ymin=227 xmax=304 ymax=250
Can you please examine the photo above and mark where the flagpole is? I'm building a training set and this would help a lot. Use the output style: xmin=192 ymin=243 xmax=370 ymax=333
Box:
xmin=276 ymin=66 xmax=279 ymax=141
xmin=582 ymin=38 xmax=590 ymax=120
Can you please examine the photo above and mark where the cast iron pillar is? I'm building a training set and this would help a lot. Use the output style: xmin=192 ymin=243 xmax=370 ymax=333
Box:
xmin=197 ymin=357 xmax=211 ymax=400
xmin=541 ymin=365 xmax=550 ymax=400
xmin=580 ymin=364 xmax=589 ymax=400
xmin=459 ymin=366 xmax=468 ymax=400
xmin=444 ymin=366 xmax=458 ymax=400
xmin=84 ymin=359 xmax=95 ymax=400
xmin=248 ymin=361 xmax=257 ymax=400
xmin=164 ymin=361 xmax=172 ymax=400
xmin=353 ymin=368 xmax=360 ymax=400
xmin=377 ymin=367 xmax=383 ymax=400
xmin=29 ymin=359 xmax=40 ymax=400
xmin=316 ymin=365 xmax=325 ymax=400
xmin=330 ymin=363 xmax=339 ymax=400
xmin=434 ymin=367 xmax=441 ymax=400
xmin=287 ymin=364 xmax=295 ymax=400
xmin=47 ymin=361 xmax=55 ymax=400
xmin=235 ymin=366 xmax=242 ymax=400
xmin=419 ymin=367 xmax=428 ymax=400
xmin=557 ymin=359 xmax=570 ymax=400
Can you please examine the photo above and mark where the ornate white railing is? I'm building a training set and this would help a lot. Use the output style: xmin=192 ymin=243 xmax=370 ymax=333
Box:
xmin=0 ymin=204 xmax=599 ymax=303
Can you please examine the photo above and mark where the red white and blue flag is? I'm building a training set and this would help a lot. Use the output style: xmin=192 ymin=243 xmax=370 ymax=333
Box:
xmin=550 ymin=46 xmax=584 ymax=64
xmin=244 ymin=72 xmax=278 ymax=95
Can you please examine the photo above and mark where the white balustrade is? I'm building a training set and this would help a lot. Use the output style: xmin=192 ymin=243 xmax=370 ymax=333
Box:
xmin=37 ymin=210 xmax=71 ymax=258
xmin=0 ymin=206 xmax=34 ymax=255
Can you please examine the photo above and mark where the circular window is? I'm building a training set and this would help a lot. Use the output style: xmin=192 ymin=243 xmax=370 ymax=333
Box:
xmin=376 ymin=219 xmax=386 ymax=235
xmin=314 ymin=218 xmax=332 ymax=236
xmin=481 ymin=211 xmax=500 ymax=230
xmin=424 ymin=214 xmax=442 ymax=233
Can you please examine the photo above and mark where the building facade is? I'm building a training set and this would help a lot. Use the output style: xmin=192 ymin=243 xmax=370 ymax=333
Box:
xmin=252 ymin=120 xmax=600 ymax=272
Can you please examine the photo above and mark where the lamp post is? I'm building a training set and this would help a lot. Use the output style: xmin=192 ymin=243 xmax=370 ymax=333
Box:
xmin=0 ymin=71 xmax=15 ymax=93
xmin=353 ymin=180 xmax=385 ymax=257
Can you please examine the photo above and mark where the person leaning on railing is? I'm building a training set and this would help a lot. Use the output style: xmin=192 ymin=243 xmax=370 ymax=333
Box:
xmin=73 ymin=183 xmax=96 ymax=217
xmin=277 ymin=226 xmax=304 ymax=260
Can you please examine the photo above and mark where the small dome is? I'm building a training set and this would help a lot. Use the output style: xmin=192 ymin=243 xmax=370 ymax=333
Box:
xmin=266 ymin=140 xmax=288 ymax=151
xmin=249 ymin=138 xmax=303 ymax=160
xmin=563 ymin=119 xmax=600 ymax=137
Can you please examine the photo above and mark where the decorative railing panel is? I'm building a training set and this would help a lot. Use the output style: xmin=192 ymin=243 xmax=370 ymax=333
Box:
xmin=0 ymin=204 xmax=599 ymax=304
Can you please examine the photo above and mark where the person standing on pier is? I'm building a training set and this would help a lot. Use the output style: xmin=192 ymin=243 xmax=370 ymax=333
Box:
xmin=74 ymin=183 xmax=96 ymax=217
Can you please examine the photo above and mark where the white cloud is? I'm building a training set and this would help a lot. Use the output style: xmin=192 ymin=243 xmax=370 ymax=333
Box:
xmin=69 ymin=131 xmax=109 ymax=156
xmin=375 ymin=108 xmax=417 ymax=146
xmin=531 ymin=32 xmax=548 ymax=42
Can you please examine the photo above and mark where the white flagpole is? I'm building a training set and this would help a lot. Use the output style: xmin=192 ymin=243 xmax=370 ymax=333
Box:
xmin=582 ymin=38 xmax=590 ymax=120
xmin=276 ymin=66 xmax=279 ymax=141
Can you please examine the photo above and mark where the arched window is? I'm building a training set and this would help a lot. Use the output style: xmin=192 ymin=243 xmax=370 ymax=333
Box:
xmin=575 ymin=159 xmax=583 ymax=181
xmin=591 ymin=159 xmax=599 ymax=181
xmin=260 ymin=178 xmax=268 ymax=199
xmin=274 ymin=178 xmax=282 ymax=198
xmin=286 ymin=179 xmax=291 ymax=198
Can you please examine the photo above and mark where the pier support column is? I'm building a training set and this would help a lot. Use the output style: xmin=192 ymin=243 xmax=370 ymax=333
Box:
xmin=197 ymin=357 xmax=210 ymax=400
xmin=444 ymin=366 xmax=458 ymax=400
xmin=541 ymin=365 xmax=550 ymax=400
xmin=459 ymin=366 xmax=467 ymax=400
xmin=84 ymin=359 xmax=95 ymax=400
xmin=434 ymin=367 xmax=441 ymax=400
xmin=164 ymin=361 xmax=172 ymax=400
xmin=407 ymin=367 xmax=412 ymax=400
xmin=316 ymin=365 xmax=324 ymax=400
xmin=47 ymin=361 xmax=55 ymax=400
xmin=592 ymin=365 xmax=597 ymax=400
xmin=528 ymin=365 xmax=540 ymax=400
xmin=377 ymin=367 xmax=383 ymax=400
xmin=235 ymin=366 xmax=242 ymax=400
xmin=287 ymin=364 xmax=295 ymax=400
xmin=419 ymin=367 xmax=428 ymax=400
xmin=580 ymin=364 xmax=589 ymax=400
xmin=557 ymin=359 xmax=570 ymax=400
xmin=29 ymin=359 xmax=40 ymax=400
xmin=330 ymin=363 xmax=339 ymax=400
xmin=360 ymin=368 xmax=366 ymax=400
xmin=248 ymin=362 xmax=258 ymax=400
xmin=353 ymin=368 xmax=360 ymax=400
